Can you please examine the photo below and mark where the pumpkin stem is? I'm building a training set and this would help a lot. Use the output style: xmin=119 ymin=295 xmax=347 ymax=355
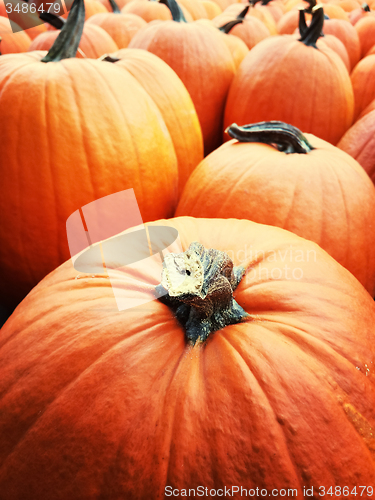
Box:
xmin=298 ymin=8 xmax=308 ymax=37
xmin=226 ymin=121 xmax=314 ymax=154
xmin=299 ymin=5 xmax=324 ymax=48
xmin=237 ymin=4 xmax=250 ymax=19
xmin=41 ymin=0 xmax=85 ymax=63
xmin=156 ymin=242 xmax=248 ymax=345
xmin=305 ymin=0 xmax=316 ymax=14
xmin=362 ymin=2 xmax=370 ymax=11
xmin=99 ymin=54 xmax=121 ymax=62
xmin=39 ymin=12 xmax=66 ymax=29
xmin=218 ymin=18 xmax=244 ymax=33
xmin=108 ymin=0 xmax=121 ymax=13
xmin=159 ymin=0 xmax=187 ymax=22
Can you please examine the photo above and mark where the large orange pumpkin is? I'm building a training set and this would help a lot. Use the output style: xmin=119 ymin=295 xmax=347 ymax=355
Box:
xmin=102 ymin=47 xmax=204 ymax=195
xmin=224 ymin=7 xmax=354 ymax=146
xmin=0 ymin=217 xmax=375 ymax=498
xmin=128 ymin=0 xmax=235 ymax=155
xmin=176 ymin=121 xmax=375 ymax=295
xmin=323 ymin=17 xmax=361 ymax=70
xmin=0 ymin=0 xmax=178 ymax=310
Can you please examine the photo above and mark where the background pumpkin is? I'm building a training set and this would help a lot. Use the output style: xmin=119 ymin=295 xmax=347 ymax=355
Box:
xmin=0 ymin=0 xmax=178 ymax=310
xmin=338 ymin=109 xmax=375 ymax=185
xmin=176 ymin=122 xmax=375 ymax=295
xmin=224 ymin=7 xmax=354 ymax=146
xmin=0 ymin=217 xmax=375 ymax=498
xmin=128 ymin=0 xmax=235 ymax=155
xmin=103 ymin=47 xmax=204 ymax=195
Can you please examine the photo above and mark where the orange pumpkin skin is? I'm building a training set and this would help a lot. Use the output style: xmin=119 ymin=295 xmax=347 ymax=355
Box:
xmin=338 ymin=109 xmax=375 ymax=185
xmin=122 ymin=0 xmax=173 ymax=22
xmin=0 ymin=17 xmax=31 ymax=53
xmin=0 ymin=217 xmax=375 ymax=499
xmin=319 ymin=34 xmax=351 ymax=72
xmin=323 ymin=18 xmax=361 ymax=70
xmin=224 ymin=36 xmax=354 ymax=146
xmin=221 ymin=32 xmax=249 ymax=69
xmin=355 ymin=15 xmax=375 ymax=57
xmin=28 ymin=23 xmax=119 ymax=57
xmin=176 ymin=132 xmax=375 ymax=295
xmin=351 ymin=54 xmax=375 ymax=121
xmin=129 ymin=21 xmax=235 ymax=155
xmin=220 ymin=16 xmax=271 ymax=50
xmin=0 ymin=52 xmax=178 ymax=309
xmin=85 ymin=12 xmax=147 ymax=49
xmin=107 ymin=48 xmax=204 ymax=195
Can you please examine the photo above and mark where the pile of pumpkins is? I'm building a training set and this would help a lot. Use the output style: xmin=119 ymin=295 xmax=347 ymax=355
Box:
xmin=1 ymin=0 xmax=375 ymax=497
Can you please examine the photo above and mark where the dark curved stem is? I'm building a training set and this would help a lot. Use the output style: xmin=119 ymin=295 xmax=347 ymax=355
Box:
xmin=156 ymin=242 xmax=248 ymax=345
xmin=108 ymin=0 xmax=121 ymax=13
xmin=219 ymin=18 xmax=243 ymax=33
xmin=226 ymin=122 xmax=314 ymax=154
xmin=299 ymin=5 xmax=324 ymax=48
xmin=298 ymin=8 xmax=308 ymax=37
xmin=100 ymin=54 xmax=120 ymax=62
xmin=159 ymin=0 xmax=187 ymax=22
xmin=39 ymin=12 xmax=66 ymax=29
xmin=304 ymin=0 xmax=316 ymax=14
xmin=362 ymin=3 xmax=370 ymax=11
xmin=237 ymin=5 xmax=250 ymax=19
xmin=41 ymin=0 xmax=85 ymax=63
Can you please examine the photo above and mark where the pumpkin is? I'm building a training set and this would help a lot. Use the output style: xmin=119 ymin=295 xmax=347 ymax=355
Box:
xmin=224 ymin=7 xmax=354 ymax=146
xmin=29 ymin=14 xmax=119 ymax=57
xmin=217 ymin=27 xmax=250 ymax=69
xmin=129 ymin=0 xmax=235 ymax=155
xmin=338 ymin=109 xmax=375 ymax=185
xmin=323 ymin=17 xmax=361 ymax=69
xmin=0 ymin=0 xmax=178 ymax=310
xmin=351 ymin=54 xmax=375 ymax=121
xmin=0 ymin=216 xmax=375 ymax=498
xmin=97 ymin=0 xmax=132 ymax=9
xmin=201 ymin=0 xmax=222 ymax=19
xmin=102 ymin=48 xmax=203 ymax=195
xmin=355 ymin=15 xmax=375 ymax=57
xmin=319 ymin=33 xmax=351 ymax=71
xmin=176 ymin=121 xmax=375 ymax=295
xmin=349 ymin=3 xmax=375 ymax=25
xmin=0 ymin=17 xmax=31 ymax=53
xmin=358 ymin=96 xmax=375 ymax=118
xmin=86 ymin=0 xmax=147 ymax=49
xmin=121 ymin=0 xmax=174 ymax=21
xmin=214 ymin=2 xmax=278 ymax=34
xmin=216 ymin=6 xmax=271 ymax=50
xmin=64 ymin=0 xmax=108 ymax=18
xmin=178 ymin=0 xmax=208 ymax=19
xmin=321 ymin=3 xmax=350 ymax=20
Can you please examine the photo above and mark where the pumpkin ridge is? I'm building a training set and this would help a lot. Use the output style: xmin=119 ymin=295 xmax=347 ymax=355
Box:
xmin=218 ymin=332 xmax=303 ymax=489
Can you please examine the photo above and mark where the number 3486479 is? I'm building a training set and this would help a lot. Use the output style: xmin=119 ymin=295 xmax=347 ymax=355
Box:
xmin=5 ymin=2 xmax=62 ymax=14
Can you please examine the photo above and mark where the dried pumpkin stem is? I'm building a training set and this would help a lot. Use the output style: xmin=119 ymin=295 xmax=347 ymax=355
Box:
xmin=219 ymin=19 xmax=244 ymax=33
xmin=156 ymin=242 xmax=248 ymax=345
xmin=108 ymin=0 xmax=121 ymax=14
xmin=362 ymin=3 xmax=370 ymax=12
xmin=39 ymin=12 xmax=66 ymax=29
xmin=41 ymin=0 xmax=85 ymax=63
xmin=159 ymin=0 xmax=187 ymax=22
xmin=298 ymin=8 xmax=308 ymax=37
xmin=299 ymin=5 xmax=324 ymax=48
xmin=226 ymin=122 xmax=314 ymax=154
xmin=237 ymin=5 xmax=250 ymax=19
